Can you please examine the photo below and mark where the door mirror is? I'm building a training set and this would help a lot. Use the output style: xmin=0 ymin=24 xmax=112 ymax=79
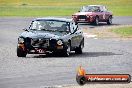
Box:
xmin=75 ymin=22 xmax=78 ymax=25
xmin=71 ymin=25 xmax=78 ymax=34
xmin=23 ymin=28 xmax=29 ymax=31
xmin=71 ymin=29 xmax=76 ymax=34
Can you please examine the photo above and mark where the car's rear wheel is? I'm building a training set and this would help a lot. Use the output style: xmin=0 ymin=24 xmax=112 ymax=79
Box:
xmin=94 ymin=16 xmax=99 ymax=25
xmin=75 ymin=39 xmax=84 ymax=54
xmin=107 ymin=16 xmax=112 ymax=25
xmin=17 ymin=48 xmax=27 ymax=57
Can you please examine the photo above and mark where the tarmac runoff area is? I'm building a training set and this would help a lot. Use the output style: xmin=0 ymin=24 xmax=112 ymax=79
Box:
xmin=0 ymin=17 xmax=132 ymax=88
xmin=63 ymin=82 xmax=132 ymax=88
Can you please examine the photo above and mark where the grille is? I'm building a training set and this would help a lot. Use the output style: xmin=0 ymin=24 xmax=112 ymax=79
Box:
xmin=78 ymin=15 xmax=87 ymax=19
xmin=31 ymin=38 xmax=49 ymax=47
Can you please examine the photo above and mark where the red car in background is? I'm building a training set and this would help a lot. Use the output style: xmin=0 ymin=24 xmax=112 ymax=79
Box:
xmin=72 ymin=5 xmax=113 ymax=25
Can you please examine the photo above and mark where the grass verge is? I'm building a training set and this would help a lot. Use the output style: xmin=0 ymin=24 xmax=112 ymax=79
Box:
xmin=0 ymin=6 xmax=78 ymax=16
xmin=111 ymin=26 xmax=132 ymax=37
xmin=82 ymin=25 xmax=132 ymax=39
xmin=0 ymin=0 xmax=132 ymax=16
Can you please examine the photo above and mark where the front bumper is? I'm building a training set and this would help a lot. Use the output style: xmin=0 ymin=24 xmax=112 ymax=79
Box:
xmin=28 ymin=45 xmax=64 ymax=54
xmin=17 ymin=42 xmax=67 ymax=54
xmin=72 ymin=15 xmax=95 ymax=23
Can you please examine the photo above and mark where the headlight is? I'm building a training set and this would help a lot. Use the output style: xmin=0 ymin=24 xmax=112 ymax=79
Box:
xmin=57 ymin=40 xmax=63 ymax=45
xmin=18 ymin=37 xmax=24 ymax=43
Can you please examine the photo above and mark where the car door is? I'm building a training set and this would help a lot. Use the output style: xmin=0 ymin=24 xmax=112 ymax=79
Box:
xmin=75 ymin=25 xmax=83 ymax=47
xmin=97 ymin=6 xmax=105 ymax=21
xmin=70 ymin=21 xmax=83 ymax=48
xmin=70 ymin=22 xmax=77 ymax=47
xmin=100 ymin=6 xmax=108 ymax=21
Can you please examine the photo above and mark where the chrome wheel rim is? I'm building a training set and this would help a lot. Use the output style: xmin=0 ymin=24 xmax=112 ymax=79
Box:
xmin=96 ymin=18 xmax=99 ymax=25
xmin=109 ymin=17 xmax=112 ymax=24
xmin=81 ymin=42 xmax=84 ymax=50
xmin=67 ymin=45 xmax=70 ymax=56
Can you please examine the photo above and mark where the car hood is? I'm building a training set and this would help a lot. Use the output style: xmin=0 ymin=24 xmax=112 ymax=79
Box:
xmin=20 ymin=31 xmax=67 ymax=39
xmin=73 ymin=12 xmax=93 ymax=15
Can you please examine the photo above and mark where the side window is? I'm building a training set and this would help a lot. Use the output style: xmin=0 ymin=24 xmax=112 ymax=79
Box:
xmin=101 ymin=6 xmax=107 ymax=12
xmin=100 ymin=6 xmax=104 ymax=12
xmin=94 ymin=6 xmax=101 ymax=12
xmin=70 ymin=22 xmax=78 ymax=33
xmin=104 ymin=6 xmax=107 ymax=11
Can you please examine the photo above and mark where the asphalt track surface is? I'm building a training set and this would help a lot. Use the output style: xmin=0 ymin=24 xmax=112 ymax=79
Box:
xmin=0 ymin=16 xmax=132 ymax=88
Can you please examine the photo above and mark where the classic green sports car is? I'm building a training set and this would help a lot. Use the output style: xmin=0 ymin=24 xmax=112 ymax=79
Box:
xmin=17 ymin=17 xmax=84 ymax=57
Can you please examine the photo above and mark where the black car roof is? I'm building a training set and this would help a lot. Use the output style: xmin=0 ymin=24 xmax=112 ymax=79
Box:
xmin=35 ymin=17 xmax=72 ymax=22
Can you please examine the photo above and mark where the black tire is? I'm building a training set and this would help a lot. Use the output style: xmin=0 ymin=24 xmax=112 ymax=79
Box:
xmin=128 ymin=74 xmax=131 ymax=83
xmin=63 ymin=43 xmax=71 ymax=57
xmin=107 ymin=16 xmax=112 ymax=25
xmin=52 ymin=51 xmax=59 ymax=57
xmin=76 ymin=75 xmax=87 ymax=85
xmin=46 ymin=53 xmax=51 ymax=57
xmin=94 ymin=16 xmax=99 ymax=25
xmin=75 ymin=39 xmax=84 ymax=54
xmin=17 ymin=48 xmax=27 ymax=57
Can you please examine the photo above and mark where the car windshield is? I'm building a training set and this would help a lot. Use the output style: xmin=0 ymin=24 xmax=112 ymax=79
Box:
xmin=80 ymin=6 xmax=101 ymax=12
xmin=30 ymin=20 xmax=70 ymax=33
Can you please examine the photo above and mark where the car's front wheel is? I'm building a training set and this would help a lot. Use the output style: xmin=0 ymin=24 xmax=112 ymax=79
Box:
xmin=17 ymin=47 xmax=27 ymax=57
xmin=75 ymin=39 xmax=84 ymax=54
xmin=63 ymin=43 xmax=71 ymax=57
xmin=94 ymin=16 xmax=99 ymax=25
xmin=107 ymin=16 xmax=112 ymax=25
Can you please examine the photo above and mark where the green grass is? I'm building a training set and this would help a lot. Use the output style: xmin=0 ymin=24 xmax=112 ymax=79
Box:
xmin=112 ymin=26 xmax=132 ymax=37
xmin=0 ymin=6 xmax=79 ymax=16
xmin=0 ymin=0 xmax=132 ymax=16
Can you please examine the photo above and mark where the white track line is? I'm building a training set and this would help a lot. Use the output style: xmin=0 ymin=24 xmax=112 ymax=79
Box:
xmin=83 ymin=33 xmax=97 ymax=38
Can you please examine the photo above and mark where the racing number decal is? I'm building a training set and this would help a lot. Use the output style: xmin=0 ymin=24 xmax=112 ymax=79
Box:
xmin=37 ymin=49 xmax=45 ymax=53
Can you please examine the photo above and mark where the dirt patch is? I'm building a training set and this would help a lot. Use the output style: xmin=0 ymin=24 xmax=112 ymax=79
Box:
xmin=82 ymin=25 xmax=132 ymax=40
